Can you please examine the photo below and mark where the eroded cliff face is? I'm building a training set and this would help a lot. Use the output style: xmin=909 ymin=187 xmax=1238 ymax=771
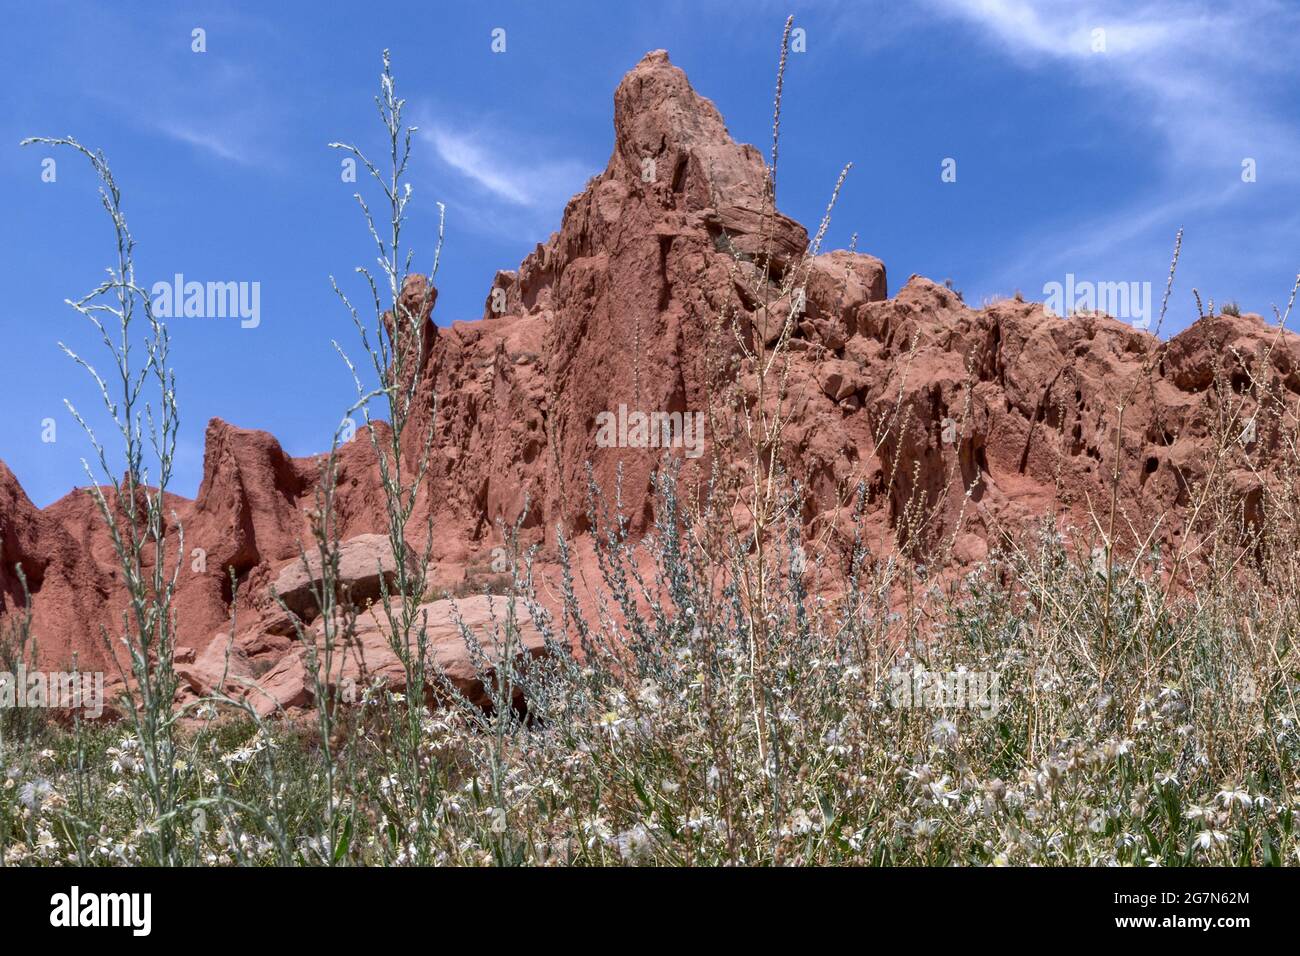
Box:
xmin=409 ymin=49 xmax=849 ymax=546
xmin=407 ymin=50 xmax=1293 ymax=566
xmin=2 ymin=49 xmax=1295 ymax=714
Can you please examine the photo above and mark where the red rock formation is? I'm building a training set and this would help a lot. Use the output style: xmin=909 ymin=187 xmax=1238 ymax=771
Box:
xmin=0 ymin=461 xmax=115 ymax=671
xmin=2 ymin=50 xmax=1297 ymax=715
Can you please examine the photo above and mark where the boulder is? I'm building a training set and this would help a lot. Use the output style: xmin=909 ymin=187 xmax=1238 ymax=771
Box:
xmin=272 ymin=533 xmax=401 ymax=622
xmin=245 ymin=595 xmax=546 ymax=717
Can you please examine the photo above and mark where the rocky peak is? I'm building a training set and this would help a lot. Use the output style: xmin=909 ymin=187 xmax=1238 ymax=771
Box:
xmin=609 ymin=49 xmax=806 ymax=263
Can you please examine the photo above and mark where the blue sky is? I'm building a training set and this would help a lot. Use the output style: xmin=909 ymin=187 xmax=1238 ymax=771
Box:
xmin=2 ymin=0 xmax=1298 ymax=507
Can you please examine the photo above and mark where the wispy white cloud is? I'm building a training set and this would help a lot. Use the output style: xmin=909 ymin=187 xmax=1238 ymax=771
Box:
xmin=925 ymin=0 xmax=1300 ymax=314
xmin=426 ymin=126 xmax=534 ymax=206
xmin=424 ymin=123 xmax=593 ymax=209
xmin=65 ymin=7 xmax=281 ymax=172
xmin=419 ymin=120 xmax=596 ymax=240
xmin=932 ymin=0 xmax=1185 ymax=58
xmin=928 ymin=0 xmax=1300 ymax=175
xmin=153 ymin=120 xmax=260 ymax=166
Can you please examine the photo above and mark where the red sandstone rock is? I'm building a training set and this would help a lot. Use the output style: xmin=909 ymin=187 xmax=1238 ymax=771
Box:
xmin=271 ymin=533 xmax=400 ymax=622
xmin=2 ymin=50 xmax=1298 ymax=717
xmin=244 ymin=595 xmax=545 ymax=718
